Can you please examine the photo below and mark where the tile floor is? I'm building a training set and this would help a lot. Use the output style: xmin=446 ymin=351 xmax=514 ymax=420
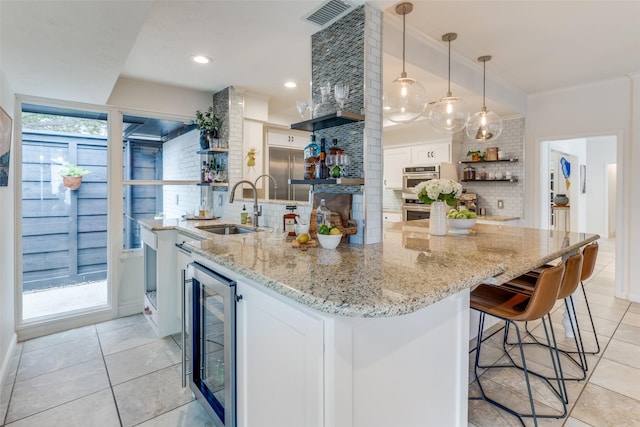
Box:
xmin=0 ymin=238 xmax=632 ymax=426
xmin=0 ymin=315 xmax=213 ymax=426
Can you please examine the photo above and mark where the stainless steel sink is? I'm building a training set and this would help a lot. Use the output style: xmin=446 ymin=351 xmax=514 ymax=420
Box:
xmin=196 ymin=224 xmax=260 ymax=235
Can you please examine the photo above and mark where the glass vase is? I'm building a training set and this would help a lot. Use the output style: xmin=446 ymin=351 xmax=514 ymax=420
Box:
xmin=429 ymin=201 xmax=448 ymax=236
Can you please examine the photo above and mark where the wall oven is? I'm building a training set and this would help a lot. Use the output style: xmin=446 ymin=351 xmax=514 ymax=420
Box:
xmin=186 ymin=261 xmax=237 ymax=427
xmin=402 ymin=165 xmax=440 ymax=221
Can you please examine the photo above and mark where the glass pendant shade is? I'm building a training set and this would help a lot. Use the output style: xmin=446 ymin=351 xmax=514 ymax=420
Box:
xmin=428 ymin=96 xmax=469 ymax=134
xmin=383 ymin=2 xmax=426 ymax=124
xmin=429 ymin=32 xmax=469 ymax=134
xmin=467 ymin=55 xmax=503 ymax=142
xmin=383 ymin=76 xmax=427 ymax=124
xmin=466 ymin=108 xmax=503 ymax=142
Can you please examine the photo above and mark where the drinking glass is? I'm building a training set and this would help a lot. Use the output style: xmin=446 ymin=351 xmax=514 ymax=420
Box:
xmin=338 ymin=154 xmax=350 ymax=177
xmin=334 ymin=82 xmax=349 ymax=111
xmin=296 ymin=100 xmax=309 ymax=119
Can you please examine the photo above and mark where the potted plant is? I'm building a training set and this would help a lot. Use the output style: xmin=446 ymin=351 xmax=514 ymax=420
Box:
xmin=194 ymin=106 xmax=222 ymax=149
xmin=467 ymin=150 xmax=485 ymax=161
xmin=59 ymin=163 xmax=91 ymax=190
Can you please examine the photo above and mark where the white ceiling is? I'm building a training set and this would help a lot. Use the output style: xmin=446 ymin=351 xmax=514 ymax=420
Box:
xmin=3 ymin=1 xmax=640 ymax=124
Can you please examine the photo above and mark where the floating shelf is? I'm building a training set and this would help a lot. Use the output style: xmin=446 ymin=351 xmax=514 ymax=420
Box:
xmin=459 ymin=158 xmax=518 ymax=164
xmin=197 ymin=182 xmax=229 ymax=187
xmin=290 ymin=111 xmax=365 ymax=132
xmin=288 ymin=178 xmax=364 ymax=185
xmin=461 ymin=178 xmax=519 ymax=183
xmin=197 ymin=148 xmax=229 ymax=154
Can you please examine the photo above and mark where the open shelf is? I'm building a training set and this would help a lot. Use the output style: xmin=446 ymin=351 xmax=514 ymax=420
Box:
xmin=197 ymin=182 xmax=229 ymax=187
xmin=197 ymin=148 xmax=229 ymax=154
xmin=290 ymin=111 xmax=364 ymax=132
xmin=288 ymin=178 xmax=364 ymax=185
xmin=459 ymin=158 xmax=518 ymax=164
xmin=461 ymin=178 xmax=519 ymax=183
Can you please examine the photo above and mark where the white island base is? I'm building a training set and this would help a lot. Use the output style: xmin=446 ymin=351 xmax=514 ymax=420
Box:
xmin=232 ymin=261 xmax=470 ymax=427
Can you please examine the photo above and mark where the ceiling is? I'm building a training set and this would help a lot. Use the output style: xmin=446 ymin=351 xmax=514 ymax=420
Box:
xmin=3 ymin=1 xmax=640 ymax=130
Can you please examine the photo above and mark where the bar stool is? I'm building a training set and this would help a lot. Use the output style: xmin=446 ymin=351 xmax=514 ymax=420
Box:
xmin=471 ymin=262 xmax=566 ymax=426
xmin=503 ymin=252 xmax=587 ymax=381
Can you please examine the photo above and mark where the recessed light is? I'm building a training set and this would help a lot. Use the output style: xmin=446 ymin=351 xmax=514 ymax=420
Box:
xmin=284 ymin=81 xmax=297 ymax=88
xmin=192 ymin=55 xmax=212 ymax=64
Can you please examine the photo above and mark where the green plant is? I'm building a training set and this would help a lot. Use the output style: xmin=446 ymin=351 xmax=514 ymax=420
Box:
xmin=466 ymin=150 xmax=485 ymax=160
xmin=58 ymin=163 xmax=91 ymax=177
xmin=194 ymin=106 xmax=222 ymax=134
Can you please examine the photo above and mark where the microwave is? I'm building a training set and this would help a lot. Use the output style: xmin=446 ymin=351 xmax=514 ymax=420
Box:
xmin=402 ymin=165 xmax=440 ymax=196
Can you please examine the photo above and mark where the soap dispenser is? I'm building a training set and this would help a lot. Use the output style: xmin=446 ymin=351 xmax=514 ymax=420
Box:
xmin=240 ymin=205 xmax=248 ymax=224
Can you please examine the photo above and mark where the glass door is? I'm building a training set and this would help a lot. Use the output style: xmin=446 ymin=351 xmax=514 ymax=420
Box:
xmin=20 ymin=103 xmax=109 ymax=320
xmin=190 ymin=262 xmax=236 ymax=426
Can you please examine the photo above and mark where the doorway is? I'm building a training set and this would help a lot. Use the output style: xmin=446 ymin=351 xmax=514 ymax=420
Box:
xmin=19 ymin=103 xmax=110 ymax=322
xmin=540 ymin=136 xmax=617 ymax=238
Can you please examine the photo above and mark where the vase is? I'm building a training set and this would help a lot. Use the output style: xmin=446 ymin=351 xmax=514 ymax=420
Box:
xmin=199 ymin=133 xmax=209 ymax=150
xmin=429 ymin=201 xmax=448 ymax=236
xmin=554 ymin=194 xmax=569 ymax=206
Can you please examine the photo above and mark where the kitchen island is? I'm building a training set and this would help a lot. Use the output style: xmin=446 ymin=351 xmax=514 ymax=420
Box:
xmin=140 ymin=218 xmax=599 ymax=426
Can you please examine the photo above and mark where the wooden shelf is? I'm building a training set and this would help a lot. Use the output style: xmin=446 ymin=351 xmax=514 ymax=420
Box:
xmin=290 ymin=111 xmax=364 ymax=132
xmin=288 ymin=178 xmax=364 ymax=185
xmin=197 ymin=182 xmax=229 ymax=187
xmin=461 ymin=178 xmax=519 ymax=183
xmin=459 ymin=158 xmax=518 ymax=164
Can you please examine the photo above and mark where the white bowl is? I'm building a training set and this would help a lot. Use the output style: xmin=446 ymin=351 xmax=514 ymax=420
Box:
xmin=317 ymin=233 xmax=342 ymax=249
xmin=446 ymin=218 xmax=477 ymax=234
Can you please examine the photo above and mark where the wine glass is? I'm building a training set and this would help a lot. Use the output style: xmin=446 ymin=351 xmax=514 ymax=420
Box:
xmin=338 ymin=154 xmax=350 ymax=177
xmin=334 ymin=82 xmax=349 ymax=111
xmin=326 ymin=154 xmax=340 ymax=178
xmin=296 ymin=100 xmax=309 ymax=119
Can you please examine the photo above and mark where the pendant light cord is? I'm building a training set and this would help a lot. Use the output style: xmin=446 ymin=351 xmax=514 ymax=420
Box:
xmin=447 ymin=38 xmax=451 ymax=95
xmin=402 ymin=6 xmax=407 ymax=76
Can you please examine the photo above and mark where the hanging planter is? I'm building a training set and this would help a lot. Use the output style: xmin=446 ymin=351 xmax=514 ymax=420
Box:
xmin=58 ymin=163 xmax=91 ymax=190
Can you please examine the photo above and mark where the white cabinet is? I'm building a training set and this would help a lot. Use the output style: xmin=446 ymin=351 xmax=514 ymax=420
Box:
xmin=410 ymin=141 xmax=451 ymax=165
xmin=236 ymin=281 xmax=324 ymax=427
xmin=383 ymin=146 xmax=410 ymax=189
xmin=266 ymin=127 xmax=309 ymax=150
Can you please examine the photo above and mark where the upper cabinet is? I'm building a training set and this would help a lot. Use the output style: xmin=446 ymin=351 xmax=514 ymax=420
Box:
xmin=410 ymin=142 xmax=451 ymax=165
xmin=383 ymin=147 xmax=410 ymax=189
xmin=267 ymin=127 xmax=309 ymax=150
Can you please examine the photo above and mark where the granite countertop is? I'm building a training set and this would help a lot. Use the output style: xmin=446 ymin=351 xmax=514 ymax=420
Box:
xmin=139 ymin=218 xmax=598 ymax=318
xmin=477 ymin=215 xmax=520 ymax=221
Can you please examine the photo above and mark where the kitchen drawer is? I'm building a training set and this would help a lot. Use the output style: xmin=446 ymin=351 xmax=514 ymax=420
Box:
xmin=383 ymin=211 xmax=402 ymax=223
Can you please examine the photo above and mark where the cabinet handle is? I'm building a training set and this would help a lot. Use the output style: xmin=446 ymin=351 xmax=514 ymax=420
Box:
xmin=180 ymin=269 xmax=193 ymax=387
xmin=236 ymin=294 xmax=244 ymax=302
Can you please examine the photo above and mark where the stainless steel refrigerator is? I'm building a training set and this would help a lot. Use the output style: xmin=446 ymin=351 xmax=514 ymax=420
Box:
xmin=268 ymin=146 xmax=308 ymax=201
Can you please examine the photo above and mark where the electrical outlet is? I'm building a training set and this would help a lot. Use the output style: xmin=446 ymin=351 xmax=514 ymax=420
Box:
xmin=497 ymin=200 xmax=504 ymax=209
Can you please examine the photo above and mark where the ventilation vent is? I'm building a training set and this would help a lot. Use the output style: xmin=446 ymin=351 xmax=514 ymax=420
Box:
xmin=305 ymin=0 xmax=353 ymax=27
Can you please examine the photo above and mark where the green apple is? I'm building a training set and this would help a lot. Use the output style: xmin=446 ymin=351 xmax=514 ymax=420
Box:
xmin=448 ymin=208 xmax=458 ymax=215
xmin=455 ymin=212 xmax=467 ymax=219
xmin=468 ymin=212 xmax=478 ymax=219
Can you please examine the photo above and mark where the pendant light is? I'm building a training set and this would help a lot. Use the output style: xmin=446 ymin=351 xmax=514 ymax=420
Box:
xmin=466 ymin=55 xmax=503 ymax=142
xmin=429 ymin=33 xmax=469 ymax=134
xmin=383 ymin=2 xmax=427 ymax=124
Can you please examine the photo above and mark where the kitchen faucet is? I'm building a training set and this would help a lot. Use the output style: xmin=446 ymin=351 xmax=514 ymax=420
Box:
xmin=254 ymin=174 xmax=278 ymax=200
xmin=229 ymin=180 xmax=261 ymax=227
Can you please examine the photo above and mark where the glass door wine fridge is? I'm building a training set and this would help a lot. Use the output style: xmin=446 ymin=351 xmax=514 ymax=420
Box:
xmin=188 ymin=262 xmax=237 ymax=427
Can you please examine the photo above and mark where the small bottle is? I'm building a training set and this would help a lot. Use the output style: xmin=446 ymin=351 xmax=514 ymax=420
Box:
xmin=199 ymin=199 xmax=207 ymax=217
xmin=317 ymin=137 xmax=329 ymax=179
xmin=283 ymin=205 xmax=298 ymax=237
xmin=240 ymin=205 xmax=248 ymax=224
xmin=201 ymin=161 xmax=207 ymax=183
xmin=480 ymin=167 xmax=487 ymax=180
xmin=316 ymin=199 xmax=332 ymax=228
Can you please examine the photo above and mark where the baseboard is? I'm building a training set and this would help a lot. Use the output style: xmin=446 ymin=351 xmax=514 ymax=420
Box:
xmin=0 ymin=333 xmax=18 ymax=386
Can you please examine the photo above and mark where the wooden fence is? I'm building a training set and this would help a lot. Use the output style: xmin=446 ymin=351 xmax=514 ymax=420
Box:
xmin=22 ymin=131 xmax=161 ymax=292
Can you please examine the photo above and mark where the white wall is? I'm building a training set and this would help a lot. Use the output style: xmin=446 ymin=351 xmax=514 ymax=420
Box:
xmin=586 ymin=136 xmax=617 ymax=236
xmin=0 ymin=68 xmax=17 ymax=390
xmin=525 ymin=77 xmax=632 ymax=300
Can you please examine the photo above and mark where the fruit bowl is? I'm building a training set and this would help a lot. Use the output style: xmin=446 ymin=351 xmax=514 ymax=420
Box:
xmin=446 ymin=218 xmax=477 ymax=234
xmin=317 ymin=233 xmax=342 ymax=249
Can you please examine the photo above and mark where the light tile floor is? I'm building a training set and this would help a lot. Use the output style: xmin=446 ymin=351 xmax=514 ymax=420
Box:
xmin=0 ymin=315 xmax=212 ymax=426
xmin=0 ymin=238 xmax=631 ymax=426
